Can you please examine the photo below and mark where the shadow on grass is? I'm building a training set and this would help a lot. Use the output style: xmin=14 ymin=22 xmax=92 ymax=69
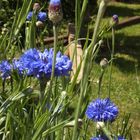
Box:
xmin=98 ymin=33 xmax=140 ymax=73
xmin=105 ymin=5 xmax=140 ymax=17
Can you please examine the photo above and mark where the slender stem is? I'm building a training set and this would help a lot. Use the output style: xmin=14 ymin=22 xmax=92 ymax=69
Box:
xmin=91 ymin=0 xmax=108 ymax=47
xmin=10 ymin=76 xmax=13 ymax=92
xmin=42 ymin=25 xmax=58 ymax=113
xmin=98 ymin=69 xmax=105 ymax=98
xmin=108 ymin=27 xmax=115 ymax=98
xmin=72 ymin=1 xmax=109 ymax=140
xmin=51 ymin=25 xmax=57 ymax=81
xmin=39 ymin=79 xmax=46 ymax=103
xmin=2 ymin=79 xmax=5 ymax=93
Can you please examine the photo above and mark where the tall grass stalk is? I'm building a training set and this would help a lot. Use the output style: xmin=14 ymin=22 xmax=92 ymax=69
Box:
xmin=72 ymin=0 xmax=109 ymax=139
xmin=51 ymin=25 xmax=58 ymax=82
xmin=108 ymin=27 xmax=115 ymax=98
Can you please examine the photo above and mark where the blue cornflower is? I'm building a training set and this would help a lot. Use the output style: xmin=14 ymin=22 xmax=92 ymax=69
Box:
xmin=18 ymin=48 xmax=72 ymax=78
xmin=91 ymin=136 xmax=126 ymax=140
xmin=13 ymin=59 xmax=25 ymax=75
xmin=26 ymin=11 xmax=47 ymax=22
xmin=86 ymin=98 xmax=118 ymax=122
xmin=26 ymin=11 xmax=33 ymax=21
xmin=37 ymin=12 xmax=47 ymax=22
xmin=50 ymin=0 xmax=61 ymax=5
xmin=55 ymin=52 xmax=72 ymax=76
xmin=116 ymin=136 xmax=126 ymax=140
xmin=19 ymin=48 xmax=42 ymax=77
xmin=0 ymin=61 xmax=12 ymax=79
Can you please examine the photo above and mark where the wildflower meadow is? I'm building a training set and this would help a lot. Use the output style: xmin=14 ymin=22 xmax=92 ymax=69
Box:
xmin=0 ymin=0 xmax=140 ymax=140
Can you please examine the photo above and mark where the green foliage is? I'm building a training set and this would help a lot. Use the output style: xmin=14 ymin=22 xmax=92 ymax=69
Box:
xmin=0 ymin=0 xmax=139 ymax=140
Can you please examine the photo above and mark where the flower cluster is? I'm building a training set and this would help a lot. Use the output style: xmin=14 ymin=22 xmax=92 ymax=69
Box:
xmin=0 ymin=48 xmax=72 ymax=80
xmin=27 ymin=11 xmax=47 ymax=22
xmin=91 ymin=136 xmax=126 ymax=140
xmin=86 ymin=98 xmax=118 ymax=122
xmin=0 ymin=61 xmax=12 ymax=79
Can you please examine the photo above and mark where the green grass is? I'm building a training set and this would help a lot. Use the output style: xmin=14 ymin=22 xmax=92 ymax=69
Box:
xmin=0 ymin=1 xmax=140 ymax=139
xmin=89 ymin=2 xmax=140 ymax=139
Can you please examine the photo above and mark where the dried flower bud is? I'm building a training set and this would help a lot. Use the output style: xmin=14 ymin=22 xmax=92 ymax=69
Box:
xmin=65 ymin=119 xmax=82 ymax=128
xmin=48 ymin=0 xmax=63 ymax=24
xmin=33 ymin=3 xmax=41 ymax=11
xmin=2 ymin=27 xmax=9 ymax=34
xmin=36 ymin=21 xmax=44 ymax=28
xmin=110 ymin=14 xmax=119 ymax=27
xmin=112 ymin=14 xmax=119 ymax=24
xmin=96 ymin=121 xmax=105 ymax=129
xmin=100 ymin=58 xmax=108 ymax=69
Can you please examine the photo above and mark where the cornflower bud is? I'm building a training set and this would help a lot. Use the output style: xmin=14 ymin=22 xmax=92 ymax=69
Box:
xmin=36 ymin=21 xmax=44 ymax=28
xmin=110 ymin=14 xmax=119 ymax=27
xmin=112 ymin=14 xmax=119 ymax=24
xmin=100 ymin=58 xmax=108 ymax=69
xmin=33 ymin=3 xmax=41 ymax=11
xmin=48 ymin=0 xmax=63 ymax=24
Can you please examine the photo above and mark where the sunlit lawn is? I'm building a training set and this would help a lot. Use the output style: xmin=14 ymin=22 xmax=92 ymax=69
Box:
xmin=89 ymin=2 xmax=140 ymax=139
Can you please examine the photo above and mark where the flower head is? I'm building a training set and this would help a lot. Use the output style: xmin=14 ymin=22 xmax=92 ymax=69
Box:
xmin=0 ymin=61 xmax=12 ymax=79
xmin=91 ymin=135 xmax=126 ymax=140
xmin=110 ymin=14 xmax=119 ymax=27
xmin=37 ymin=12 xmax=47 ymax=22
xmin=27 ymin=12 xmax=33 ymax=21
xmin=18 ymin=48 xmax=72 ymax=79
xmin=115 ymin=136 xmax=126 ymax=140
xmin=13 ymin=59 xmax=25 ymax=75
xmin=26 ymin=12 xmax=47 ymax=22
xmin=86 ymin=98 xmax=118 ymax=122
xmin=112 ymin=14 xmax=119 ymax=24
xmin=50 ymin=0 xmax=61 ymax=5
xmin=48 ymin=0 xmax=63 ymax=24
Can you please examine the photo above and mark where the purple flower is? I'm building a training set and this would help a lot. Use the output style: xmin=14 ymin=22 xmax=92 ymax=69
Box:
xmin=50 ymin=0 xmax=61 ymax=5
xmin=86 ymin=98 xmax=118 ymax=122
xmin=91 ymin=136 xmax=126 ymax=140
xmin=26 ymin=11 xmax=47 ymax=22
xmin=13 ymin=59 xmax=26 ymax=75
xmin=112 ymin=14 xmax=119 ymax=24
xmin=26 ymin=12 xmax=33 ymax=21
xmin=37 ymin=12 xmax=47 ymax=22
xmin=0 ymin=61 xmax=12 ymax=79
xmin=18 ymin=48 xmax=72 ymax=79
xmin=55 ymin=52 xmax=72 ymax=76
xmin=116 ymin=136 xmax=126 ymax=140
xmin=48 ymin=0 xmax=63 ymax=24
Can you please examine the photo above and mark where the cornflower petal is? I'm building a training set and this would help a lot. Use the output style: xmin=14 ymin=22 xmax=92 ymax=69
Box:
xmin=86 ymin=98 xmax=118 ymax=122
xmin=0 ymin=61 xmax=12 ymax=79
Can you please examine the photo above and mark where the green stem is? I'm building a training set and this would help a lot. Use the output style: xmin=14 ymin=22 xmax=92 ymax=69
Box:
xmin=2 ymin=79 xmax=5 ymax=93
xmin=98 ymin=69 xmax=105 ymax=98
xmin=108 ymin=27 xmax=115 ymax=98
xmin=51 ymin=25 xmax=58 ymax=82
xmin=72 ymin=1 xmax=109 ymax=140
xmin=101 ymin=125 xmax=113 ymax=140
xmin=39 ymin=79 xmax=46 ymax=103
